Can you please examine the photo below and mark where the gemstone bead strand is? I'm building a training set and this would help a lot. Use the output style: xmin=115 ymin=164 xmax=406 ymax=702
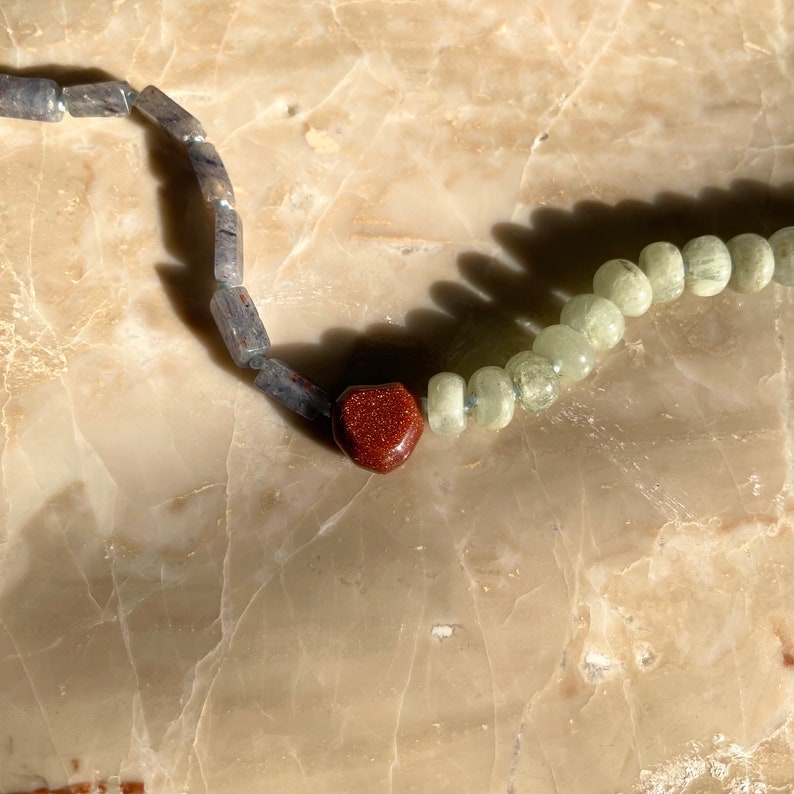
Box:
xmin=3 ymin=72 xmax=793 ymax=474
xmin=425 ymin=231 xmax=793 ymax=451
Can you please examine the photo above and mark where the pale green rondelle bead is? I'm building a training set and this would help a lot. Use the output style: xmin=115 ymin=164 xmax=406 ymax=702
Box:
xmin=769 ymin=226 xmax=794 ymax=286
xmin=638 ymin=241 xmax=685 ymax=303
xmin=560 ymin=293 xmax=625 ymax=350
xmin=427 ymin=372 xmax=467 ymax=436
xmin=727 ymin=233 xmax=774 ymax=294
xmin=532 ymin=324 xmax=595 ymax=382
xmin=505 ymin=351 xmax=560 ymax=412
xmin=682 ymin=235 xmax=731 ymax=296
xmin=592 ymin=259 xmax=653 ymax=317
xmin=467 ymin=366 xmax=515 ymax=430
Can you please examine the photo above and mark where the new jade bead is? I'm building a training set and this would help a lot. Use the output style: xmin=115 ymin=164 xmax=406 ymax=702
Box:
xmin=638 ymin=241 xmax=685 ymax=303
xmin=214 ymin=206 xmax=244 ymax=286
xmin=592 ymin=259 xmax=652 ymax=317
xmin=62 ymin=81 xmax=133 ymax=117
xmin=467 ymin=366 xmax=515 ymax=430
xmin=209 ymin=286 xmax=270 ymax=367
xmin=769 ymin=227 xmax=794 ymax=286
xmin=188 ymin=140 xmax=235 ymax=207
xmin=560 ymin=293 xmax=624 ymax=350
xmin=254 ymin=358 xmax=331 ymax=420
xmin=727 ymin=233 xmax=774 ymax=294
xmin=532 ymin=325 xmax=595 ymax=382
xmin=134 ymin=85 xmax=206 ymax=144
xmin=505 ymin=351 xmax=560 ymax=412
xmin=427 ymin=372 xmax=467 ymax=436
xmin=682 ymin=235 xmax=731 ymax=296
xmin=0 ymin=74 xmax=63 ymax=122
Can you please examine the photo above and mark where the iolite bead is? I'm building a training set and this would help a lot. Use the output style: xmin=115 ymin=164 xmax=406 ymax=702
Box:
xmin=0 ymin=74 xmax=63 ymax=122
xmin=638 ymin=241 xmax=685 ymax=303
xmin=254 ymin=358 xmax=331 ymax=420
xmin=63 ymin=81 xmax=133 ymax=117
xmin=682 ymin=235 xmax=731 ymax=296
xmin=593 ymin=259 xmax=653 ymax=317
xmin=214 ymin=206 xmax=244 ymax=286
xmin=769 ymin=227 xmax=794 ymax=286
xmin=560 ymin=293 xmax=624 ymax=350
xmin=727 ymin=233 xmax=774 ymax=294
xmin=134 ymin=85 xmax=205 ymax=144
xmin=467 ymin=366 xmax=515 ymax=430
xmin=532 ymin=325 xmax=595 ymax=382
xmin=188 ymin=140 xmax=235 ymax=207
xmin=505 ymin=351 xmax=559 ymax=412
xmin=209 ymin=286 xmax=270 ymax=367
xmin=427 ymin=372 xmax=467 ymax=436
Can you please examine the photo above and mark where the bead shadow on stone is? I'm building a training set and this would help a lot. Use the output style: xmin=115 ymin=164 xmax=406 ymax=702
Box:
xmin=10 ymin=69 xmax=794 ymax=456
xmin=276 ymin=180 xmax=794 ymax=439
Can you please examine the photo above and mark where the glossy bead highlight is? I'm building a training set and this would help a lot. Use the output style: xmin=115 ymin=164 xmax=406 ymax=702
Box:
xmin=333 ymin=383 xmax=424 ymax=473
xmin=638 ymin=241 xmax=685 ymax=303
xmin=467 ymin=366 xmax=515 ymax=430
xmin=505 ymin=351 xmax=560 ymax=412
xmin=560 ymin=293 xmax=624 ymax=350
xmin=769 ymin=227 xmax=794 ymax=286
xmin=593 ymin=259 xmax=653 ymax=317
xmin=427 ymin=372 xmax=467 ymax=436
xmin=532 ymin=325 xmax=595 ymax=382
xmin=683 ymin=235 xmax=731 ymax=296
xmin=727 ymin=233 xmax=774 ymax=294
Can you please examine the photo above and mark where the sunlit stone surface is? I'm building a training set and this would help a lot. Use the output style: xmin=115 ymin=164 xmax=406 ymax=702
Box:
xmin=3 ymin=1 xmax=794 ymax=793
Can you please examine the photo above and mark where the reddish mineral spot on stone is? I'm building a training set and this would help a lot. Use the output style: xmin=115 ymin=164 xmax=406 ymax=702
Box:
xmin=332 ymin=382 xmax=423 ymax=473
xmin=6 ymin=783 xmax=143 ymax=794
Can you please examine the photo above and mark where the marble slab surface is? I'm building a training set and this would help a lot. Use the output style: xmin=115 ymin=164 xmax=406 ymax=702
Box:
xmin=2 ymin=1 xmax=794 ymax=792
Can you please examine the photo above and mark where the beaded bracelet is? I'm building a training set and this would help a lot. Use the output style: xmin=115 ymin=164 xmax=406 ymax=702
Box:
xmin=4 ymin=73 xmax=794 ymax=475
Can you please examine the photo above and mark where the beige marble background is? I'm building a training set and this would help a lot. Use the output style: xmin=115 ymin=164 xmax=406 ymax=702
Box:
xmin=2 ymin=1 xmax=794 ymax=792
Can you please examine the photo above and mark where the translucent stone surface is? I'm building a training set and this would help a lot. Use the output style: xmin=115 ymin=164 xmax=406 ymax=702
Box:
xmin=683 ymin=235 xmax=731 ymax=296
xmin=254 ymin=358 xmax=331 ymax=420
xmin=214 ymin=206 xmax=244 ymax=286
xmin=638 ymin=241 xmax=685 ymax=303
xmin=134 ymin=85 xmax=205 ymax=143
xmin=769 ymin=226 xmax=794 ymax=286
xmin=209 ymin=286 xmax=270 ymax=367
xmin=467 ymin=366 xmax=515 ymax=430
xmin=560 ymin=293 xmax=624 ymax=350
xmin=0 ymin=74 xmax=63 ymax=122
xmin=62 ymin=81 xmax=133 ymax=117
xmin=727 ymin=233 xmax=774 ymax=294
xmin=532 ymin=324 xmax=595 ymax=382
xmin=427 ymin=372 xmax=467 ymax=436
xmin=504 ymin=351 xmax=560 ymax=412
xmin=4 ymin=6 xmax=794 ymax=794
xmin=188 ymin=141 xmax=235 ymax=207
xmin=592 ymin=259 xmax=653 ymax=317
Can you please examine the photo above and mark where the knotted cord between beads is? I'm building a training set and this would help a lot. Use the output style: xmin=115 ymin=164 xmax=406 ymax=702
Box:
xmin=4 ymin=73 xmax=794 ymax=474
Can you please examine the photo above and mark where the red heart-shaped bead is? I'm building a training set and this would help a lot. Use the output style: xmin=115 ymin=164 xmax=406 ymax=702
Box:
xmin=332 ymin=383 xmax=424 ymax=474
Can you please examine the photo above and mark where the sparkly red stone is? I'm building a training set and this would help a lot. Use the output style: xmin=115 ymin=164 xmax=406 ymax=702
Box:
xmin=332 ymin=382 xmax=424 ymax=474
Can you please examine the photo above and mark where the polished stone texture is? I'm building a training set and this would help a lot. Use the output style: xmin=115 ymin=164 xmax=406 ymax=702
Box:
xmin=213 ymin=206 xmax=244 ymax=286
xmin=209 ymin=286 xmax=270 ymax=366
xmin=188 ymin=141 xmax=235 ymax=208
xmin=254 ymin=357 xmax=331 ymax=420
xmin=0 ymin=73 xmax=63 ymax=121
xmin=332 ymin=383 xmax=423 ymax=473
xmin=63 ymin=81 xmax=133 ymax=117
xmin=3 ymin=1 xmax=794 ymax=793
xmin=134 ymin=85 xmax=205 ymax=144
